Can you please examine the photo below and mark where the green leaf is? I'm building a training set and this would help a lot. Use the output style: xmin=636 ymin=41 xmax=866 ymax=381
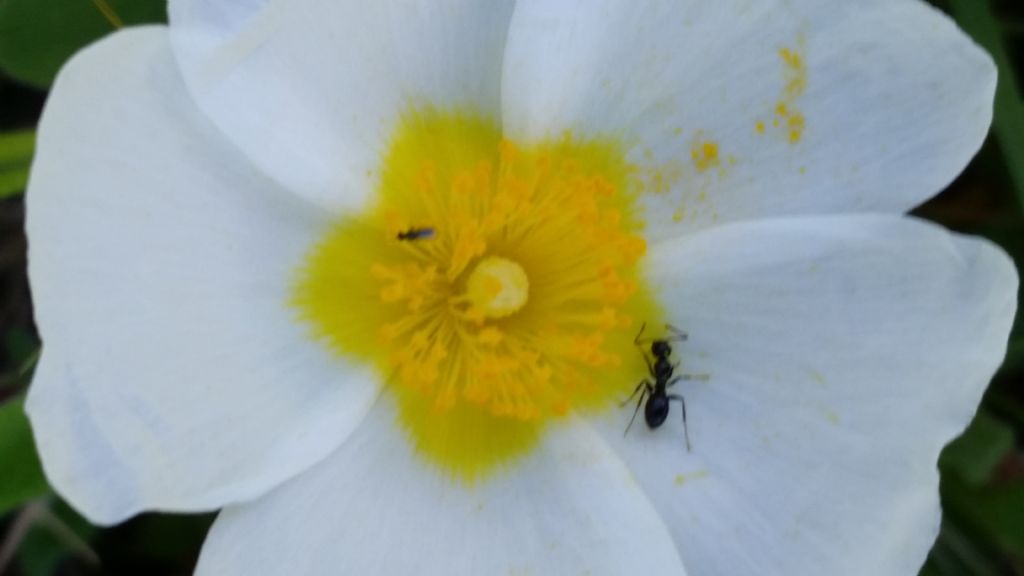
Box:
xmin=0 ymin=165 xmax=30 ymax=199
xmin=974 ymin=489 xmax=1024 ymax=557
xmin=943 ymin=473 xmax=1024 ymax=559
xmin=4 ymin=328 xmax=39 ymax=370
xmin=0 ymin=130 xmax=34 ymax=168
xmin=0 ymin=0 xmax=167 ymax=88
xmin=0 ymin=395 xmax=49 ymax=515
xmin=998 ymin=338 xmax=1024 ymax=375
xmin=939 ymin=410 xmax=1015 ymax=486
xmin=0 ymin=130 xmax=35 ymax=199
xmin=15 ymin=522 xmax=68 ymax=576
xmin=924 ymin=519 xmax=1008 ymax=576
xmin=15 ymin=501 xmax=98 ymax=576
xmin=0 ymin=345 xmax=40 ymax=392
xmin=947 ymin=0 xmax=1024 ymax=208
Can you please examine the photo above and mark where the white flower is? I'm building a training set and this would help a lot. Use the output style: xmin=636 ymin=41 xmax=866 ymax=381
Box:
xmin=25 ymin=1 xmax=1017 ymax=575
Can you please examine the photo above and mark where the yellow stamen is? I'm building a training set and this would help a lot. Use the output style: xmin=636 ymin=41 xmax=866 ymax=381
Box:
xmin=292 ymin=108 xmax=661 ymax=479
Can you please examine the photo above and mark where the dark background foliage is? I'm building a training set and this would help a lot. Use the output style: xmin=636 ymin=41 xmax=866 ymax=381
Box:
xmin=0 ymin=0 xmax=1022 ymax=574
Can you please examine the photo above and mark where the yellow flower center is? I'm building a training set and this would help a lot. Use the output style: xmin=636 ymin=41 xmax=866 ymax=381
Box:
xmin=293 ymin=108 xmax=661 ymax=479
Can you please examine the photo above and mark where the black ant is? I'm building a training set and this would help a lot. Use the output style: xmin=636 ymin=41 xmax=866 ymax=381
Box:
xmin=622 ymin=322 xmax=706 ymax=451
xmin=396 ymin=227 xmax=435 ymax=241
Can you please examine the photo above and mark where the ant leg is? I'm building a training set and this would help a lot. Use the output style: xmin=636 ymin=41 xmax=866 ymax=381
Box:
xmin=667 ymin=393 xmax=692 ymax=452
xmin=623 ymin=381 xmax=651 ymax=437
xmin=619 ymin=380 xmax=646 ymax=407
xmin=666 ymin=374 xmax=710 ymax=388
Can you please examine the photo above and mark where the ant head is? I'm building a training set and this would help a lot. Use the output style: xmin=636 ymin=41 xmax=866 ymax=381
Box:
xmin=651 ymin=340 xmax=672 ymax=357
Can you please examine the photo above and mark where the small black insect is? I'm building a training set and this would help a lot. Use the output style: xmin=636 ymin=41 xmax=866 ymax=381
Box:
xmin=396 ymin=227 xmax=436 ymax=241
xmin=622 ymin=322 xmax=706 ymax=451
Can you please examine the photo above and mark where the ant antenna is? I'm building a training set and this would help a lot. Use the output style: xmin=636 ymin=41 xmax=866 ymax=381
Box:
xmin=664 ymin=324 xmax=688 ymax=341
xmin=634 ymin=322 xmax=688 ymax=346
xmin=633 ymin=322 xmax=648 ymax=345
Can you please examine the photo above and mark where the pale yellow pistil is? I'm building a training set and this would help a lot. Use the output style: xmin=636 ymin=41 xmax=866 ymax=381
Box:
xmin=464 ymin=256 xmax=529 ymax=319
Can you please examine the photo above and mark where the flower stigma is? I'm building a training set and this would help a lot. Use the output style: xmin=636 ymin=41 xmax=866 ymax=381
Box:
xmin=463 ymin=256 xmax=530 ymax=319
xmin=293 ymin=108 xmax=661 ymax=479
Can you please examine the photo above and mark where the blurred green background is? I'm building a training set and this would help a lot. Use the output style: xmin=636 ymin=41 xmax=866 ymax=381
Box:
xmin=1 ymin=0 xmax=1023 ymax=574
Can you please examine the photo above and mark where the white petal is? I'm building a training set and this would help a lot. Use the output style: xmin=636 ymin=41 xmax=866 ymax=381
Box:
xmin=196 ymin=398 xmax=687 ymax=576
xmin=168 ymin=0 xmax=516 ymax=211
xmin=503 ymin=0 xmax=995 ymax=240
xmin=26 ymin=28 xmax=377 ymax=525
xmin=591 ymin=215 xmax=1016 ymax=576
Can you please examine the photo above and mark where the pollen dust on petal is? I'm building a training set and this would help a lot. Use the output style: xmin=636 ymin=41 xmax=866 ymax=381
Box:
xmin=755 ymin=43 xmax=808 ymax=145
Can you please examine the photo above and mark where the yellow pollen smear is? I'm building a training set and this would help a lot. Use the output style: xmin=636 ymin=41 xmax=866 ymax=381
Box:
xmin=292 ymin=108 xmax=660 ymax=480
xmin=690 ymin=139 xmax=720 ymax=172
xmin=775 ymin=46 xmax=808 ymax=144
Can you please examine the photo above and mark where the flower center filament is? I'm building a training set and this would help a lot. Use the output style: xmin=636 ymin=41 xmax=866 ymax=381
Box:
xmin=293 ymin=108 xmax=660 ymax=478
